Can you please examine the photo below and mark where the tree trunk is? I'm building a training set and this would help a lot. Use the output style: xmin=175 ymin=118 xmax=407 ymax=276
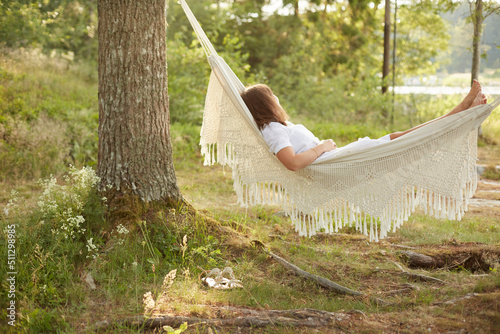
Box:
xmin=382 ymin=0 xmax=391 ymax=95
xmin=471 ymin=0 xmax=484 ymax=136
xmin=97 ymin=0 xmax=180 ymax=222
xmin=471 ymin=0 xmax=483 ymax=85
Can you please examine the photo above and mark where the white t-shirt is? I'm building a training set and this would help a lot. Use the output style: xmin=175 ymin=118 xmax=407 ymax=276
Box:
xmin=261 ymin=122 xmax=320 ymax=155
xmin=261 ymin=121 xmax=391 ymax=161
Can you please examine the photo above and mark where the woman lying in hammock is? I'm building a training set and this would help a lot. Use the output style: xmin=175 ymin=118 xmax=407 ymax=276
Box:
xmin=241 ymin=80 xmax=488 ymax=171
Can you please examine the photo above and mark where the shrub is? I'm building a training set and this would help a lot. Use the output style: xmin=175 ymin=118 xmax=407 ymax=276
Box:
xmin=0 ymin=116 xmax=69 ymax=182
xmin=0 ymin=166 xmax=106 ymax=311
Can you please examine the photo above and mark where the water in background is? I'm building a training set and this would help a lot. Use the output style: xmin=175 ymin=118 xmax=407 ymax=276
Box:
xmin=393 ymin=86 xmax=500 ymax=95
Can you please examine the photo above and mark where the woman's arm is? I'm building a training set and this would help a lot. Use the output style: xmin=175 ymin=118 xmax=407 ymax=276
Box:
xmin=276 ymin=139 xmax=336 ymax=171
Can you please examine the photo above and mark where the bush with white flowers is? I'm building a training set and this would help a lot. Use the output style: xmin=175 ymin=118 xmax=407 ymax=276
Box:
xmin=36 ymin=165 xmax=104 ymax=253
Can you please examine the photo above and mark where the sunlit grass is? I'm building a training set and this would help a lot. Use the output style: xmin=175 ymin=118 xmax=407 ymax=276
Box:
xmin=393 ymin=212 xmax=500 ymax=246
xmin=482 ymin=104 xmax=500 ymax=145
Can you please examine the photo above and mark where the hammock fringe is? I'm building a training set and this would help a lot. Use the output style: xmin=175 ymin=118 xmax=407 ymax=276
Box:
xmin=200 ymin=136 xmax=480 ymax=241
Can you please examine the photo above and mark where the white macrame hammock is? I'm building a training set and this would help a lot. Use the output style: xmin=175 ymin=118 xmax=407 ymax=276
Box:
xmin=179 ymin=0 xmax=499 ymax=241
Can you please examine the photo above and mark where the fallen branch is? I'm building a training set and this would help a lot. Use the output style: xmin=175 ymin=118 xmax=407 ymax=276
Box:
xmin=397 ymin=247 xmax=499 ymax=273
xmin=267 ymin=251 xmax=362 ymax=296
xmin=390 ymin=244 xmax=418 ymax=250
xmin=312 ymin=232 xmax=366 ymax=242
xmin=389 ymin=260 xmax=445 ymax=284
xmin=93 ymin=308 xmax=351 ymax=332
xmin=251 ymin=241 xmax=389 ymax=306
xmin=442 ymin=293 xmax=478 ymax=305
xmin=382 ymin=287 xmax=416 ymax=296
xmin=399 ymin=250 xmax=444 ymax=268
xmin=381 ymin=282 xmax=419 ymax=296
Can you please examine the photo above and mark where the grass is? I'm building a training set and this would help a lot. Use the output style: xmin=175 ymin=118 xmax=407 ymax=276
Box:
xmin=394 ymin=213 xmax=500 ymax=245
xmin=0 ymin=51 xmax=499 ymax=333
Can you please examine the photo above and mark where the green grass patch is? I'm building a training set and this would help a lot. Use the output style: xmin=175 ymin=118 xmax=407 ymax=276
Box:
xmin=394 ymin=213 xmax=500 ymax=245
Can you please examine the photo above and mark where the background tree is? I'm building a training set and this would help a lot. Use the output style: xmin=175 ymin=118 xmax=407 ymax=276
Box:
xmin=382 ymin=0 xmax=391 ymax=94
xmin=97 ymin=0 xmax=180 ymax=222
xmin=469 ymin=0 xmax=500 ymax=85
xmin=393 ymin=1 xmax=450 ymax=80
xmin=0 ymin=0 xmax=97 ymax=62
xmin=439 ymin=1 xmax=500 ymax=73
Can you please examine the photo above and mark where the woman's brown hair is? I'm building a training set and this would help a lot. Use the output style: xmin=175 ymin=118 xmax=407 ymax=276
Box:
xmin=241 ymin=84 xmax=289 ymax=129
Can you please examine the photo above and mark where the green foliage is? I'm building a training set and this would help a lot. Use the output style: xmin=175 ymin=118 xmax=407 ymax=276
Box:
xmin=391 ymin=93 xmax=459 ymax=131
xmin=0 ymin=116 xmax=69 ymax=181
xmin=0 ymin=50 xmax=97 ymax=122
xmin=0 ymin=2 xmax=45 ymax=48
xmin=0 ymin=50 xmax=98 ymax=182
xmin=143 ymin=208 xmax=224 ymax=269
xmin=306 ymin=121 xmax=387 ymax=146
xmin=0 ymin=1 xmax=97 ymax=62
xmin=164 ymin=322 xmax=188 ymax=334
xmin=20 ymin=308 xmax=71 ymax=333
xmin=42 ymin=1 xmax=98 ymax=61
xmin=0 ymin=166 xmax=106 ymax=315
xmin=139 ymin=220 xmax=162 ymax=266
xmin=188 ymin=235 xmax=222 ymax=268
xmin=167 ymin=36 xmax=211 ymax=125
xmin=394 ymin=3 xmax=450 ymax=81
xmin=397 ymin=214 xmax=500 ymax=245
xmin=482 ymin=166 xmax=500 ymax=181
xmin=170 ymin=123 xmax=203 ymax=169
xmin=2 ymin=0 xmax=494 ymax=132
xmin=167 ymin=32 xmax=254 ymax=125
xmin=36 ymin=166 xmax=105 ymax=242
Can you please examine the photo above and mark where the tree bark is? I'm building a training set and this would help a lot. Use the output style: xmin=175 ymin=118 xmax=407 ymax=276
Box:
xmin=471 ymin=0 xmax=483 ymax=86
xmin=97 ymin=0 xmax=180 ymax=220
xmin=471 ymin=0 xmax=484 ymax=136
xmin=382 ymin=0 xmax=391 ymax=95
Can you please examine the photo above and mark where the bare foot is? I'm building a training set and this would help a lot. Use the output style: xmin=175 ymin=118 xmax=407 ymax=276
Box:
xmin=470 ymin=92 xmax=487 ymax=108
xmin=448 ymin=80 xmax=483 ymax=116
xmin=463 ymin=80 xmax=482 ymax=108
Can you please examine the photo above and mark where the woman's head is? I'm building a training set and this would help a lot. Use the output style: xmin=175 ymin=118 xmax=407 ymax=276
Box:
xmin=241 ymin=84 xmax=289 ymax=129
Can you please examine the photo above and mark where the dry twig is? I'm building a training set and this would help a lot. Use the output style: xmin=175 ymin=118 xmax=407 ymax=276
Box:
xmin=388 ymin=259 xmax=445 ymax=284
xmin=93 ymin=308 xmax=352 ymax=332
xmin=251 ymin=240 xmax=389 ymax=306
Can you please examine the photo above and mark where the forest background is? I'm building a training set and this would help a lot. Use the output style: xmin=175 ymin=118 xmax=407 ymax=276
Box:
xmin=0 ymin=0 xmax=499 ymax=332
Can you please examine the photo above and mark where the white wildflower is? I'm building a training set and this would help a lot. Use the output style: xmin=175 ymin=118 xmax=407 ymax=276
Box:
xmin=143 ymin=291 xmax=155 ymax=312
xmin=4 ymin=190 xmax=20 ymax=216
xmin=116 ymin=224 xmax=129 ymax=235
xmin=162 ymin=269 xmax=177 ymax=290
xmin=115 ymin=224 xmax=129 ymax=245
xmin=86 ymin=237 xmax=99 ymax=259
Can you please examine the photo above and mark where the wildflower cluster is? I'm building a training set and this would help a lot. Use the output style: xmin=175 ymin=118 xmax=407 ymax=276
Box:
xmin=115 ymin=223 xmax=129 ymax=245
xmin=34 ymin=164 xmax=105 ymax=265
xmin=37 ymin=166 xmax=101 ymax=241
xmin=86 ymin=237 xmax=99 ymax=259
xmin=3 ymin=190 xmax=20 ymax=218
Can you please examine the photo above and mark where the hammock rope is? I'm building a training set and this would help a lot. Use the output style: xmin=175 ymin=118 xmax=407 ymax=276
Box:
xmin=178 ymin=0 xmax=499 ymax=241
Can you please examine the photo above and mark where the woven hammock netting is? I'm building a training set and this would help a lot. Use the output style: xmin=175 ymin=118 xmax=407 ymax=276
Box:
xmin=179 ymin=0 xmax=499 ymax=241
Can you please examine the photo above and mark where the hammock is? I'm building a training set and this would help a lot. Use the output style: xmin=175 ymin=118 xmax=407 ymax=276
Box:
xmin=179 ymin=0 xmax=499 ymax=241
